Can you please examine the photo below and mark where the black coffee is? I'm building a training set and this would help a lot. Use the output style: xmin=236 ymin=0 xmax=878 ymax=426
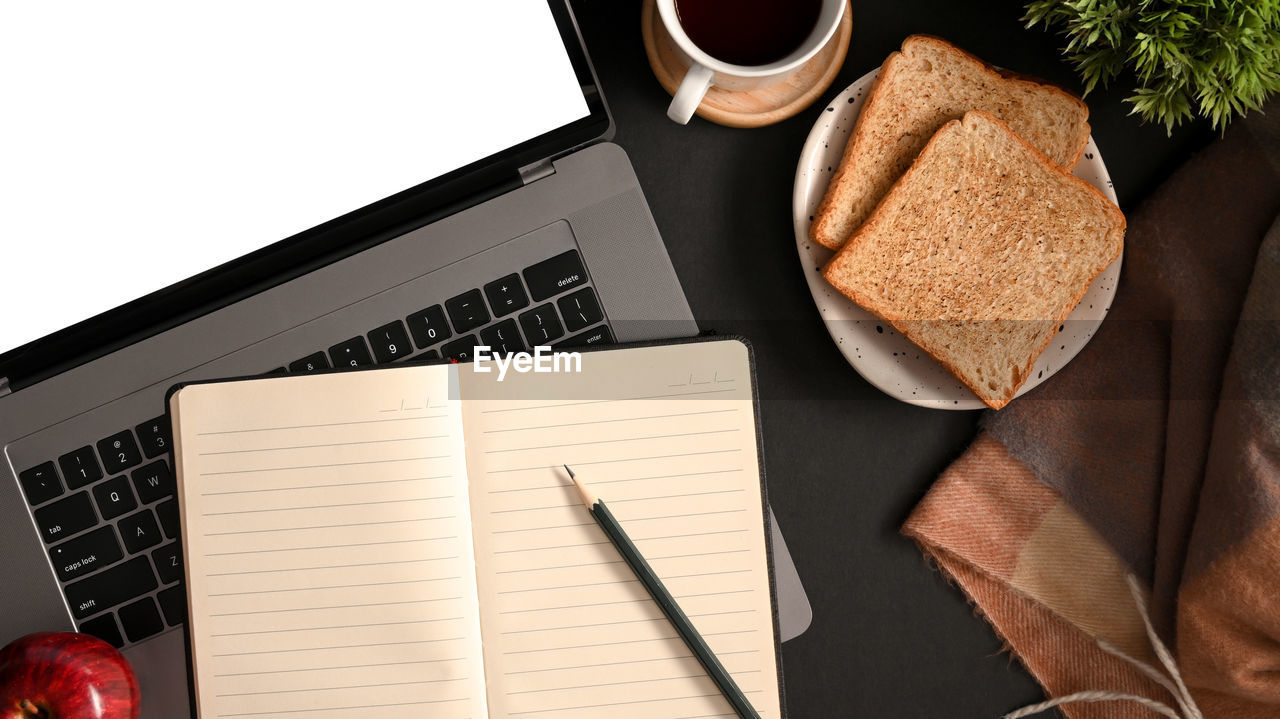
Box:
xmin=675 ymin=0 xmax=822 ymax=67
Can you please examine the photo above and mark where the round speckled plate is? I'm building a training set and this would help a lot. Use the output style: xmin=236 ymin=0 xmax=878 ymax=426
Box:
xmin=792 ymin=68 xmax=1122 ymax=410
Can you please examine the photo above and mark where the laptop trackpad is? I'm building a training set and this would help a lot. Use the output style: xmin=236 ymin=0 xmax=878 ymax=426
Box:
xmin=124 ymin=627 xmax=191 ymax=719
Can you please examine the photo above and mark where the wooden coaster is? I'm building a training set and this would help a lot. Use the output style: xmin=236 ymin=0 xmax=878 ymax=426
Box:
xmin=641 ymin=0 xmax=852 ymax=128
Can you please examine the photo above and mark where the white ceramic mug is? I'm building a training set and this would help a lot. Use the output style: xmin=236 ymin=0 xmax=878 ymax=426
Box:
xmin=657 ymin=0 xmax=846 ymax=124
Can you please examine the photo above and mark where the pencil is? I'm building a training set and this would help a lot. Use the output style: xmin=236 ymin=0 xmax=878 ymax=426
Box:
xmin=561 ymin=464 xmax=761 ymax=719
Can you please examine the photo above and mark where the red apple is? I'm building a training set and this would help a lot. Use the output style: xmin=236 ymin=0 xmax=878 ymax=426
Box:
xmin=0 ymin=632 xmax=139 ymax=719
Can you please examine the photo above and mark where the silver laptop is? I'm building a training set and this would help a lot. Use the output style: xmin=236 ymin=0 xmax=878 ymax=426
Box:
xmin=0 ymin=3 xmax=810 ymax=717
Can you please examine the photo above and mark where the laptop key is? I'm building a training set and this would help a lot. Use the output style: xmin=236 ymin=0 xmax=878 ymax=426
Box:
xmin=446 ymin=289 xmax=490 ymax=333
xmin=156 ymin=499 xmax=180 ymax=540
xmin=153 ymin=542 xmax=183 ymax=584
xmin=92 ymin=476 xmax=138 ymax=520
xmin=79 ymin=613 xmax=125 ymax=648
xmin=118 ymin=597 xmax=164 ymax=643
xmin=19 ymin=462 xmax=63 ymax=506
xmin=98 ymin=430 xmax=142 ymax=475
xmin=329 ymin=336 xmax=373 ymax=368
xmin=368 ymin=320 xmax=412 ymax=363
xmin=479 ymin=319 xmax=526 ymax=356
xmin=34 ymin=492 xmax=97 ymax=544
xmin=131 ymin=460 xmax=173 ymax=504
xmin=289 ymin=351 xmax=330 ymax=374
xmin=119 ymin=509 xmax=163 ymax=553
xmin=557 ymin=287 xmax=603 ymax=333
xmin=406 ymin=305 xmax=452 ymax=348
xmin=66 ymin=556 xmax=158 ymax=619
xmin=58 ymin=446 xmax=102 ymax=490
xmin=484 ymin=273 xmax=530 ymax=317
xmin=557 ymin=324 xmax=614 ymax=349
xmin=523 ymin=249 xmax=587 ymax=301
xmin=50 ymin=525 xmax=124 ymax=582
xmin=442 ymin=335 xmax=479 ymax=362
xmin=158 ymin=585 xmax=186 ymax=626
xmin=135 ymin=416 xmax=173 ymax=460
xmin=518 ymin=304 xmax=565 ymax=345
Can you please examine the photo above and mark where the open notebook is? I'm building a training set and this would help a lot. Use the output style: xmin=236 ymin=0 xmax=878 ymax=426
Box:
xmin=169 ymin=338 xmax=784 ymax=719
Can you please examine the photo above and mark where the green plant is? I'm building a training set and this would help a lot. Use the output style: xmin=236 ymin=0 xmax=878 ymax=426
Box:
xmin=1023 ymin=0 xmax=1280 ymax=132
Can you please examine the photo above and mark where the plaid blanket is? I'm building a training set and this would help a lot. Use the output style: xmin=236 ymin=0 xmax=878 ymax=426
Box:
xmin=903 ymin=102 xmax=1280 ymax=718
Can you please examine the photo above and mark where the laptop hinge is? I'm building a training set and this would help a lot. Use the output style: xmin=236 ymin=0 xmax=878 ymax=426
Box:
xmin=518 ymin=158 xmax=556 ymax=185
xmin=0 ymin=377 xmax=10 ymax=398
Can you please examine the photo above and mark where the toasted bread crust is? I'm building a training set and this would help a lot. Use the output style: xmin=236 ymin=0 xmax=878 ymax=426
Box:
xmin=822 ymin=110 xmax=1124 ymax=409
xmin=810 ymin=35 xmax=1091 ymax=251
xmin=810 ymin=47 xmax=905 ymax=250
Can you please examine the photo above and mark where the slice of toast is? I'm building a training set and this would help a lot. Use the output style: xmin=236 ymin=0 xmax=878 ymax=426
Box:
xmin=821 ymin=110 xmax=1125 ymax=409
xmin=811 ymin=35 xmax=1090 ymax=251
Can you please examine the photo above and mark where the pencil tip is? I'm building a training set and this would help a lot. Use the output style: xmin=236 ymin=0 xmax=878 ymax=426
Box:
xmin=561 ymin=464 xmax=595 ymax=508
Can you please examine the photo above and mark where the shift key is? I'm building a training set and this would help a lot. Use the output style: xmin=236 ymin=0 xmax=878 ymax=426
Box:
xmin=65 ymin=556 xmax=157 ymax=619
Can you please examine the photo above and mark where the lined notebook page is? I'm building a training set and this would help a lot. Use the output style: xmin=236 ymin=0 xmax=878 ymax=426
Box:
xmin=172 ymin=365 xmax=488 ymax=719
xmin=458 ymin=340 xmax=782 ymax=719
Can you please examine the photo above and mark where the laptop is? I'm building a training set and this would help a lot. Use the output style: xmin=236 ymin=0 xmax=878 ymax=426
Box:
xmin=0 ymin=3 xmax=810 ymax=717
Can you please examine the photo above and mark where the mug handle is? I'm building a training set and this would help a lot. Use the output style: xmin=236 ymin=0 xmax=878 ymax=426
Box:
xmin=667 ymin=64 xmax=714 ymax=124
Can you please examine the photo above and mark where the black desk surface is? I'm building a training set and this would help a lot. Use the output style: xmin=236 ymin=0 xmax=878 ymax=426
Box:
xmin=572 ymin=0 xmax=1212 ymax=715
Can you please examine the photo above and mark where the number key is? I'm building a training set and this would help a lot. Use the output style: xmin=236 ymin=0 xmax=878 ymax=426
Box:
xmin=406 ymin=305 xmax=451 ymax=349
xmin=135 ymin=417 xmax=172 ymax=459
xmin=289 ymin=351 xmax=330 ymax=374
xmin=367 ymin=320 xmax=411 ymax=363
xmin=98 ymin=431 xmax=142 ymax=475
xmin=58 ymin=446 xmax=102 ymax=490
xmin=328 ymin=337 xmax=373 ymax=368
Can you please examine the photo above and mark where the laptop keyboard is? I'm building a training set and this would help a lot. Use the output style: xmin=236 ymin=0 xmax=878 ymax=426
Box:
xmin=15 ymin=247 xmax=612 ymax=649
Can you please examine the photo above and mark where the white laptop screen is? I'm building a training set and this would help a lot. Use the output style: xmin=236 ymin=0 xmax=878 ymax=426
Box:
xmin=0 ymin=1 xmax=591 ymax=359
